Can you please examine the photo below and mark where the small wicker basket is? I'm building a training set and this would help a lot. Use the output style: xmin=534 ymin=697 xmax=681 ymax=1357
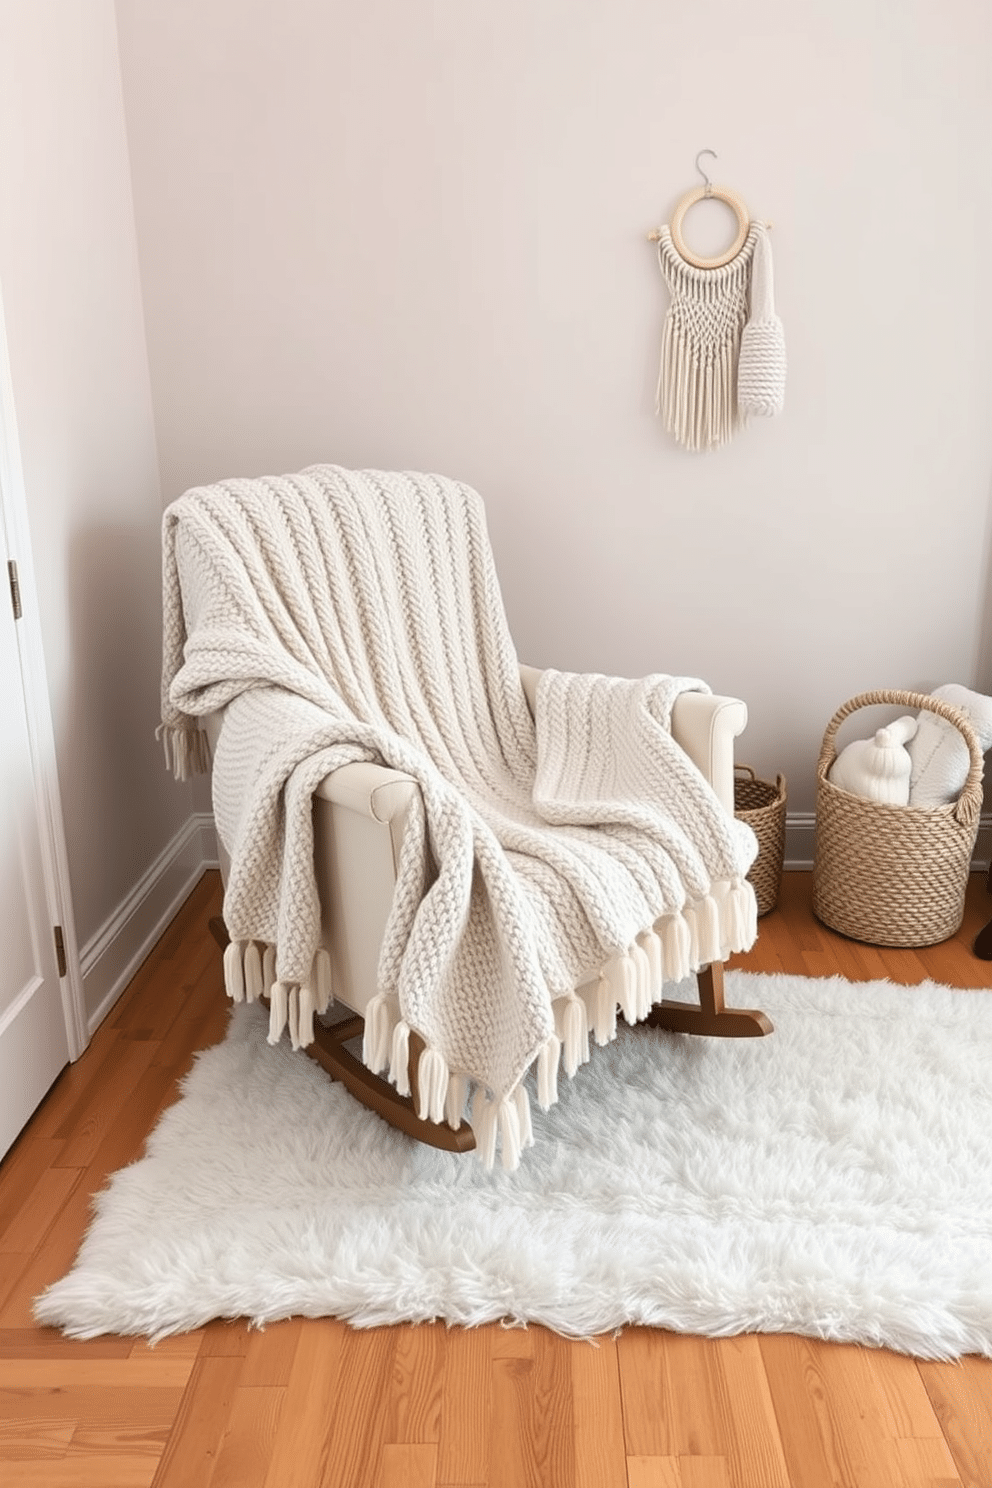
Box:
xmin=734 ymin=765 xmax=787 ymax=917
xmin=812 ymin=690 xmax=984 ymax=947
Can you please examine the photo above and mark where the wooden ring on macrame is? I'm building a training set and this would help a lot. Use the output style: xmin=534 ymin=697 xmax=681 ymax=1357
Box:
xmin=669 ymin=185 xmax=750 ymax=269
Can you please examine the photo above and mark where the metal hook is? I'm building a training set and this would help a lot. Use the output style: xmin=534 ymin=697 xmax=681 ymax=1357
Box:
xmin=695 ymin=148 xmax=717 ymax=196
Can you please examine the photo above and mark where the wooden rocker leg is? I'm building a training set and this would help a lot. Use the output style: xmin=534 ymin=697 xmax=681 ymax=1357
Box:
xmin=207 ymin=917 xmax=476 ymax=1153
xmin=646 ymin=961 xmax=773 ymax=1038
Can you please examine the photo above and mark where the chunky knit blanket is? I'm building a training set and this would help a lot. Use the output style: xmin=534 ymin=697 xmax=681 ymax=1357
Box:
xmin=160 ymin=466 xmax=758 ymax=1168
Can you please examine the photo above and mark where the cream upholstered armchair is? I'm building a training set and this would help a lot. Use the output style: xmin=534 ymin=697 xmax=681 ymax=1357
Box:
xmin=203 ymin=668 xmax=771 ymax=1157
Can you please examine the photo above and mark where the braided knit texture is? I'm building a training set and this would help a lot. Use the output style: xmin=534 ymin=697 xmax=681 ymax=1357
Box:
xmin=160 ymin=466 xmax=758 ymax=1165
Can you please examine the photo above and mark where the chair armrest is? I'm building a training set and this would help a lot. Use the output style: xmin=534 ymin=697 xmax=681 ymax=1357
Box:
xmin=670 ymin=693 xmax=747 ymax=814
xmin=518 ymin=664 xmax=747 ymax=814
xmin=314 ymin=762 xmax=418 ymax=824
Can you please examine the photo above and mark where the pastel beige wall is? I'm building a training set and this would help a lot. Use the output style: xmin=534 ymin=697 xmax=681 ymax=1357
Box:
xmin=114 ymin=0 xmax=992 ymax=822
xmin=0 ymin=0 xmax=197 ymax=1015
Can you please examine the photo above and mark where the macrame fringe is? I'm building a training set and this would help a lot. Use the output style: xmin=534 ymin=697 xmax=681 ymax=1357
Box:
xmin=222 ymin=939 xmax=332 ymax=1051
xmin=536 ymin=1033 xmax=561 ymax=1110
xmin=589 ymin=973 xmax=618 ymax=1047
xmin=362 ymin=993 xmax=397 ymax=1074
xmin=390 ymin=1020 xmax=411 ymax=1097
xmin=156 ymin=722 xmax=211 ymax=782
xmin=555 ymin=995 xmax=590 ymax=1078
xmin=654 ymin=227 xmax=757 ymax=453
xmin=470 ymin=1085 xmax=534 ymax=1173
xmin=244 ymin=942 xmax=263 ymax=1003
xmin=223 ymin=877 xmax=759 ymax=1168
xmin=445 ymin=1073 xmax=469 ymax=1130
xmin=416 ymin=1047 xmax=449 ymax=1124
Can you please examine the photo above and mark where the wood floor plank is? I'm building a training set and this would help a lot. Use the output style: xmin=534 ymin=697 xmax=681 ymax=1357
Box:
xmin=0 ymin=1357 xmax=194 ymax=1390
xmin=571 ymin=1334 xmax=627 ymax=1488
xmin=239 ymin=1317 xmax=303 ymax=1388
xmin=258 ymin=1317 xmax=347 ymax=1488
xmin=148 ymin=1354 xmax=244 ymax=1488
xmin=917 ymin=1358 xmax=992 ymax=1488
xmin=866 ymin=1348 xmax=950 ymax=1441
xmin=2 ymin=1454 xmax=159 ymax=1486
xmin=759 ymin=1334 xmax=859 ymax=1488
xmin=0 ymin=1137 xmax=67 ymax=1239
xmin=488 ymin=1325 xmax=575 ymax=1488
xmin=207 ymin=1385 xmax=285 ymax=1488
xmin=52 ymin=1037 xmax=160 ymax=1171
xmin=617 ymin=1327 xmax=673 ymax=1457
xmin=0 ymin=1414 xmax=75 ymax=1460
xmin=380 ymin=1441 xmax=439 ymax=1488
xmin=893 ymin=1434 xmax=962 ymax=1485
xmin=714 ymin=1335 xmax=791 ymax=1487
xmin=436 ymin=1324 xmax=491 ymax=1486
xmin=385 ymin=1320 xmax=445 ymax=1445
xmin=659 ymin=1333 xmax=732 ymax=1459
xmin=0 ymin=1166 xmax=85 ymax=1256
xmin=626 ymin=1458 xmax=682 ymax=1488
xmin=0 ymin=1329 xmax=132 ymax=1360
xmin=319 ymin=1325 xmax=399 ymax=1488
xmin=678 ymin=1459 xmax=731 ymax=1488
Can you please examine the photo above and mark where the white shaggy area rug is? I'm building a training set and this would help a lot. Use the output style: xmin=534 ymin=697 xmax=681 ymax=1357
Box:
xmin=36 ymin=971 xmax=992 ymax=1358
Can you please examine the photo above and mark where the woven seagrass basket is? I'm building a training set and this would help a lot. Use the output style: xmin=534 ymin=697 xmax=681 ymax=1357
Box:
xmin=812 ymin=690 xmax=984 ymax=947
xmin=734 ymin=765 xmax=787 ymax=917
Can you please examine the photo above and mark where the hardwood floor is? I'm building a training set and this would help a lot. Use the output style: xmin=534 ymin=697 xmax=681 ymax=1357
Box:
xmin=2 ymin=868 xmax=992 ymax=1487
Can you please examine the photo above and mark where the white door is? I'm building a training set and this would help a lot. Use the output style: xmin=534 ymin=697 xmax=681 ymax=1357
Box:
xmin=0 ymin=517 xmax=69 ymax=1158
xmin=0 ymin=290 xmax=82 ymax=1162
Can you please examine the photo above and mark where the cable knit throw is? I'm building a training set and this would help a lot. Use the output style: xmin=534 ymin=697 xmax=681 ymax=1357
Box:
xmin=160 ymin=466 xmax=759 ymax=1169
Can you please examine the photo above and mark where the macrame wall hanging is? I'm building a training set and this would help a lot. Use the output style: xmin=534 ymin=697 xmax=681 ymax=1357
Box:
xmin=648 ymin=151 xmax=786 ymax=452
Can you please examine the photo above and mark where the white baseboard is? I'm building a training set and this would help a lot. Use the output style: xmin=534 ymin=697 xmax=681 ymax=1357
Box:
xmin=784 ymin=811 xmax=992 ymax=873
xmin=81 ymin=813 xmax=218 ymax=1037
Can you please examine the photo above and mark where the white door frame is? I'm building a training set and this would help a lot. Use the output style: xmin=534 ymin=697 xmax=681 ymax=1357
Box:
xmin=0 ymin=282 xmax=87 ymax=1061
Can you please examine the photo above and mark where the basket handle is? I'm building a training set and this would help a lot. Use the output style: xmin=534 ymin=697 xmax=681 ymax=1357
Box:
xmin=735 ymin=764 xmax=757 ymax=781
xmin=817 ymin=689 xmax=985 ymax=828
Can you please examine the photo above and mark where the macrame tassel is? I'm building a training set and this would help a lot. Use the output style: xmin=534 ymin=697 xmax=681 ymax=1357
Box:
xmin=268 ymin=981 xmax=289 ymax=1045
xmin=287 ymin=987 xmax=301 ymax=1050
xmin=536 ymin=1033 xmax=561 ymax=1110
xmin=630 ymin=942 xmax=652 ymax=1021
xmin=660 ymin=913 xmax=692 ymax=983
xmin=688 ymin=894 xmax=722 ymax=967
xmin=637 ymin=929 xmax=664 ymax=1003
xmin=243 ymin=942 xmax=263 ymax=1003
xmin=390 ymin=1020 xmax=412 ymax=1097
xmin=744 ymin=879 xmax=759 ymax=946
xmin=590 ymin=973 xmax=618 ymax=1046
xmin=472 ymin=1089 xmax=499 ymax=1170
xmin=559 ymin=995 xmax=589 ymax=1077
xmin=156 ymin=723 xmax=211 ymax=782
xmin=417 ymin=1047 xmax=449 ymax=1124
xmin=262 ymin=944 xmax=276 ymax=996
xmin=313 ymin=949 xmax=332 ymax=1015
xmin=606 ymin=953 xmax=637 ymax=1023
xmin=445 ymin=1073 xmax=469 ymax=1130
xmin=297 ymin=984 xmax=316 ymax=1048
xmin=513 ymin=1084 xmax=534 ymax=1150
xmin=498 ymin=1096 xmax=523 ymax=1172
xmin=362 ymin=993 xmax=394 ymax=1074
xmin=223 ymin=940 xmax=246 ymax=1003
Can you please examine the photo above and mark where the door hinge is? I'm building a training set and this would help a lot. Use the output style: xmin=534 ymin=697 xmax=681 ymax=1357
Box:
xmin=53 ymin=925 xmax=67 ymax=979
xmin=8 ymin=559 xmax=22 ymax=620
